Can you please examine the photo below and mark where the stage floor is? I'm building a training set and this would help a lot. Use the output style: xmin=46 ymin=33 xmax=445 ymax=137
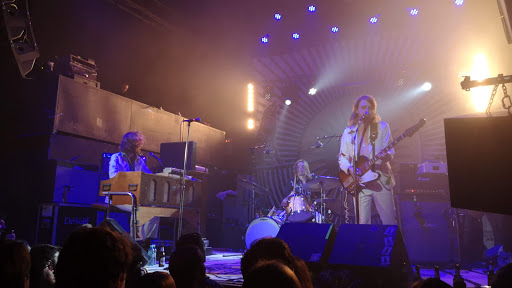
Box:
xmin=146 ymin=249 xmax=493 ymax=287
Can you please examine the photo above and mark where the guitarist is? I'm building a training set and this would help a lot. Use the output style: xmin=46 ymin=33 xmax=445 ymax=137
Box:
xmin=338 ymin=95 xmax=397 ymax=225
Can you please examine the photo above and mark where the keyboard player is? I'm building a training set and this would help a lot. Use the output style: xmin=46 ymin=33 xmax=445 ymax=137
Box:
xmin=109 ymin=131 xmax=152 ymax=178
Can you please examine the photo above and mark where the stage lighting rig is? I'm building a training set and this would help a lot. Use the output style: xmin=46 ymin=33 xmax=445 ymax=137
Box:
xmin=460 ymin=74 xmax=512 ymax=116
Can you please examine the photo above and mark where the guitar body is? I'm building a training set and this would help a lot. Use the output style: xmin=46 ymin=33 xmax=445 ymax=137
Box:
xmin=337 ymin=156 xmax=380 ymax=195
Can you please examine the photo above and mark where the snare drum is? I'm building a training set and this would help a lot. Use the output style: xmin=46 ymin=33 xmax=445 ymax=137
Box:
xmin=245 ymin=217 xmax=283 ymax=249
xmin=285 ymin=194 xmax=313 ymax=222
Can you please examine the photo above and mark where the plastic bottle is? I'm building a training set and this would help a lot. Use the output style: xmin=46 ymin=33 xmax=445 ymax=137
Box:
xmin=149 ymin=244 xmax=156 ymax=266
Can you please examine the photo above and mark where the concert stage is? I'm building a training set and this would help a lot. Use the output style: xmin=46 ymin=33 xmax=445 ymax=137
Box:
xmin=146 ymin=249 xmax=493 ymax=288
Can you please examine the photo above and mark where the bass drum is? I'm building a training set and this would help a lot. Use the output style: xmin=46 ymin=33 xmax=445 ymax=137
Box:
xmin=245 ymin=216 xmax=283 ymax=249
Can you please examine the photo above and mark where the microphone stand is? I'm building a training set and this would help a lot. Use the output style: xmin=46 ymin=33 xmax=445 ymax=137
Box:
xmin=177 ymin=121 xmax=193 ymax=238
xmin=248 ymin=144 xmax=265 ymax=224
xmin=352 ymin=115 xmax=366 ymax=224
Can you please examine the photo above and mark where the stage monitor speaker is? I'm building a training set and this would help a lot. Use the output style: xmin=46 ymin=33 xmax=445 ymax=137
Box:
xmin=160 ymin=142 xmax=197 ymax=170
xmin=276 ymin=223 xmax=337 ymax=264
xmin=395 ymin=194 xmax=458 ymax=265
xmin=98 ymin=218 xmax=150 ymax=267
xmin=444 ymin=116 xmax=512 ymax=215
xmin=328 ymin=224 xmax=410 ymax=288
xmin=498 ymin=0 xmax=512 ymax=44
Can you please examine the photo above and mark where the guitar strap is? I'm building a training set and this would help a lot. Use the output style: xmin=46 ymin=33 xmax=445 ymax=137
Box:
xmin=369 ymin=122 xmax=378 ymax=170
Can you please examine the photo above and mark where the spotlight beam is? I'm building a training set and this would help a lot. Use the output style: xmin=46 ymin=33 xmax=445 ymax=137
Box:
xmin=460 ymin=74 xmax=512 ymax=91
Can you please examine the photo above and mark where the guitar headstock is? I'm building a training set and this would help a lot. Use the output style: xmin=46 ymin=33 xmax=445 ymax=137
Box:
xmin=404 ymin=119 xmax=427 ymax=137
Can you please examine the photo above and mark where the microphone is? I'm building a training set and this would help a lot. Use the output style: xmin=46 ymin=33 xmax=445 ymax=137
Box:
xmin=148 ymin=152 xmax=164 ymax=168
xmin=359 ymin=112 xmax=369 ymax=123
xmin=183 ymin=118 xmax=201 ymax=123
xmin=311 ymin=140 xmax=324 ymax=149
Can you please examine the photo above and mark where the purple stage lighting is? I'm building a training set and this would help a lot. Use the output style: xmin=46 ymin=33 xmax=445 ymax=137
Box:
xmin=331 ymin=26 xmax=339 ymax=33
xmin=308 ymin=5 xmax=316 ymax=12
xmin=261 ymin=36 xmax=269 ymax=43
xmin=455 ymin=0 xmax=464 ymax=6
xmin=274 ymin=13 xmax=281 ymax=20
xmin=370 ymin=17 xmax=378 ymax=24
xmin=410 ymin=9 xmax=418 ymax=16
xmin=292 ymin=33 xmax=300 ymax=39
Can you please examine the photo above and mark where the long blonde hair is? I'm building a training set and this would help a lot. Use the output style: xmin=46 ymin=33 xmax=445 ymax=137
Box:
xmin=347 ymin=95 xmax=381 ymax=126
xmin=293 ymin=159 xmax=312 ymax=179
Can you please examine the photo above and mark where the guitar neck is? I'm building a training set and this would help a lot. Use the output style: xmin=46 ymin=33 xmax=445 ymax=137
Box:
xmin=368 ymin=134 xmax=405 ymax=167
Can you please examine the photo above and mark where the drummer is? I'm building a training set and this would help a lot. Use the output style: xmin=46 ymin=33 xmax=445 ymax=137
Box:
xmin=280 ymin=159 xmax=318 ymax=208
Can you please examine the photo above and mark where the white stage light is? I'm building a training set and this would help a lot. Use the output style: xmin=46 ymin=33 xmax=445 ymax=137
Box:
xmin=421 ymin=82 xmax=432 ymax=91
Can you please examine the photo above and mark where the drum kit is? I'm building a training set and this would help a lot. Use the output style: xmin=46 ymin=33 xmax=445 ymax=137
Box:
xmin=244 ymin=176 xmax=343 ymax=248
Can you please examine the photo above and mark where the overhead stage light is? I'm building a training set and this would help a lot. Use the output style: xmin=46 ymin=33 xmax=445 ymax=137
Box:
xmin=370 ymin=16 xmax=378 ymax=24
xmin=261 ymin=36 xmax=269 ymax=43
xmin=285 ymin=98 xmax=292 ymax=106
xmin=455 ymin=0 xmax=464 ymax=6
xmin=308 ymin=88 xmax=317 ymax=95
xmin=410 ymin=9 xmax=418 ymax=16
xmin=248 ymin=119 xmax=255 ymax=130
xmin=248 ymin=83 xmax=254 ymax=112
xmin=308 ymin=6 xmax=316 ymax=12
xmin=421 ymin=82 xmax=432 ymax=91
xmin=275 ymin=13 xmax=281 ymax=20
xmin=331 ymin=26 xmax=339 ymax=33
xmin=292 ymin=33 xmax=300 ymax=39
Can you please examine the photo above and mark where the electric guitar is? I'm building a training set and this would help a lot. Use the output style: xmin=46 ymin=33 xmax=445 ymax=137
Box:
xmin=338 ymin=118 xmax=427 ymax=195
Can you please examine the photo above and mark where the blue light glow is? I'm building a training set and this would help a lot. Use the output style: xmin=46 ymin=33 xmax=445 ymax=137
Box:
xmin=308 ymin=6 xmax=316 ymax=12
xmin=455 ymin=0 xmax=464 ymax=6
xmin=369 ymin=17 xmax=378 ymax=24
xmin=261 ymin=36 xmax=268 ymax=43
xmin=331 ymin=26 xmax=339 ymax=33
xmin=410 ymin=9 xmax=418 ymax=16
xmin=292 ymin=33 xmax=300 ymax=39
xmin=274 ymin=13 xmax=281 ymax=20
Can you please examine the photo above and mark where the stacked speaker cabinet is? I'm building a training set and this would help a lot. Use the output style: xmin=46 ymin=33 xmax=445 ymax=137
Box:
xmin=36 ymin=203 xmax=97 ymax=246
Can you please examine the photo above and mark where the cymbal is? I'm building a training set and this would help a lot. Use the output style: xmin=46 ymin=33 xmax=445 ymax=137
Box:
xmin=303 ymin=176 xmax=340 ymax=192
xmin=238 ymin=178 xmax=270 ymax=194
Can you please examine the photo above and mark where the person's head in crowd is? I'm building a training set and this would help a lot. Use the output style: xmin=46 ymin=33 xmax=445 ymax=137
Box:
xmin=241 ymin=237 xmax=313 ymax=288
xmin=0 ymin=240 xmax=31 ymax=288
xmin=134 ymin=272 xmax=175 ymax=288
xmin=412 ymin=277 xmax=452 ymax=288
xmin=168 ymin=245 xmax=205 ymax=288
xmin=175 ymin=233 xmax=205 ymax=261
xmin=242 ymin=260 xmax=301 ymax=288
xmin=55 ymin=226 xmax=133 ymax=288
xmin=120 ymin=131 xmax=145 ymax=157
xmin=493 ymin=263 xmax=512 ymax=288
xmin=0 ymin=216 xmax=16 ymax=241
xmin=313 ymin=270 xmax=360 ymax=288
xmin=125 ymin=239 xmax=146 ymax=288
xmin=30 ymin=244 xmax=60 ymax=288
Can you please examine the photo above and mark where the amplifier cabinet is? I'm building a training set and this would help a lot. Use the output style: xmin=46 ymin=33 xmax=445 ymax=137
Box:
xmin=36 ymin=203 xmax=97 ymax=246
